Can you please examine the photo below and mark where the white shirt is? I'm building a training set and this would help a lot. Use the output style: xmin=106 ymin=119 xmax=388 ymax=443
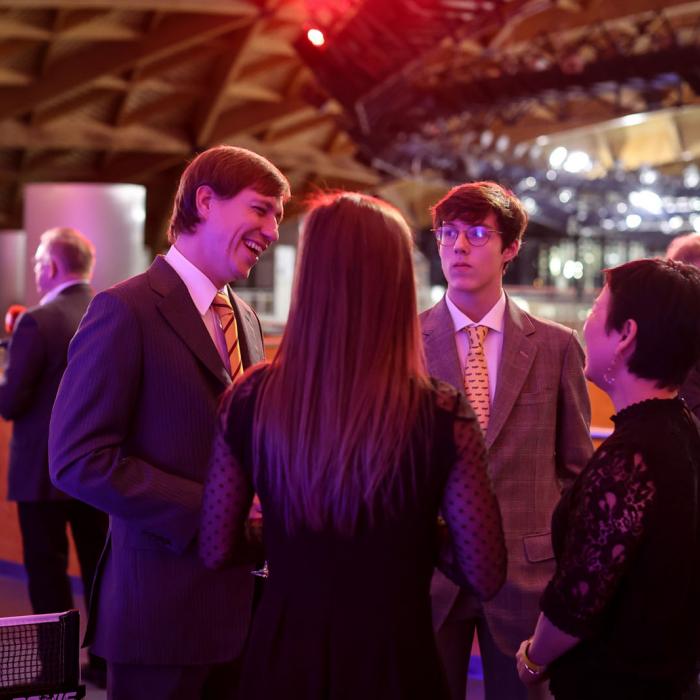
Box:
xmin=445 ymin=290 xmax=507 ymax=405
xmin=164 ymin=245 xmax=230 ymax=369
xmin=39 ymin=279 xmax=88 ymax=306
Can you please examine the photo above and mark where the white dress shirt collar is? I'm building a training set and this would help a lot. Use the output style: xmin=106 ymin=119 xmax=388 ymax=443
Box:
xmin=164 ymin=245 xmax=225 ymax=313
xmin=445 ymin=290 xmax=507 ymax=334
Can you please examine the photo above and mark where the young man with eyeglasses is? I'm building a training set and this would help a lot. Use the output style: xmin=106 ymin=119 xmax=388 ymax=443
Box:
xmin=420 ymin=181 xmax=592 ymax=700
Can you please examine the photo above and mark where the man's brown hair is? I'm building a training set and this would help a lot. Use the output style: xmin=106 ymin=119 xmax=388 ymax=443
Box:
xmin=169 ymin=145 xmax=291 ymax=242
xmin=431 ymin=181 xmax=528 ymax=251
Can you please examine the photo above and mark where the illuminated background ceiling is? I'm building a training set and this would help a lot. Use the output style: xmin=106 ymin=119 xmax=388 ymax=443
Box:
xmin=0 ymin=0 xmax=699 ymax=249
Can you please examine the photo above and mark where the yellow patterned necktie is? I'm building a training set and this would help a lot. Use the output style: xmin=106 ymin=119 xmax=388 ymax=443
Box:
xmin=211 ymin=292 xmax=243 ymax=380
xmin=464 ymin=325 xmax=490 ymax=432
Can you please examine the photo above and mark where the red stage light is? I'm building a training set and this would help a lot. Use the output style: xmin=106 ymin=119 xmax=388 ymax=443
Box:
xmin=307 ymin=28 xmax=325 ymax=47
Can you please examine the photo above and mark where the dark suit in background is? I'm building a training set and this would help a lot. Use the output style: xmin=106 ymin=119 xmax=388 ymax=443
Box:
xmin=49 ymin=258 xmax=264 ymax=691
xmin=0 ymin=282 xmax=108 ymax=617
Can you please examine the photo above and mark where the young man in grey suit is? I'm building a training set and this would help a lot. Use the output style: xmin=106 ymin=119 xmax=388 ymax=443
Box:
xmin=0 ymin=227 xmax=108 ymax=685
xmin=49 ymin=146 xmax=290 ymax=700
xmin=421 ymin=182 xmax=593 ymax=700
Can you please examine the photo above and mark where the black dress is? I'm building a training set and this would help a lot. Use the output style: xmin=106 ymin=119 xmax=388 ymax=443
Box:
xmin=199 ymin=365 xmax=505 ymax=700
xmin=540 ymin=398 xmax=700 ymax=700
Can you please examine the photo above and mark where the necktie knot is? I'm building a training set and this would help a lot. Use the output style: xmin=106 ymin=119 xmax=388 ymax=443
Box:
xmin=466 ymin=324 xmax=488 ymax=348
xmin=213 ymin=291 xmax=233 ymax=313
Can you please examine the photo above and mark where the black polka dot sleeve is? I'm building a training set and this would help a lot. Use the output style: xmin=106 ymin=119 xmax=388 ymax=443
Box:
xmin=436 ymin=385 xmax=507 ymax=600
xmin=198 ymin=382 xmax=254 ymax=570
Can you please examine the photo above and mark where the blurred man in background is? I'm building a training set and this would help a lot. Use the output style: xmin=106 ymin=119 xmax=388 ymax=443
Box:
xmin=0 ymin=227 xmax=108 ymax=687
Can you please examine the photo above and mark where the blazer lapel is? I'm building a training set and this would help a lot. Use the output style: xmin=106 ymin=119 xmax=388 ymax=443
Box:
xmin=422 ymin=298 xmax=464 ymax=394
xmin=228 ymin=289 xmax=264 ymax=369
xmin=486 ymin=297 xmax=536 ymax=449
xmin=149 ymin=257 xmax=231 ymax=387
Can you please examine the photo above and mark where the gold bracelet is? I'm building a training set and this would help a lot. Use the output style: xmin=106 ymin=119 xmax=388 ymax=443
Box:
xmin=521 ymin=640 xmax=546 ymax=677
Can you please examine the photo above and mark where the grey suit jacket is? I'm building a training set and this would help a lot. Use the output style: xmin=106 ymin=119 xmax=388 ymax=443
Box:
xmin=0 ymin=283 xmax=93 ymax=502
xmin=48 ymin=256 xmax=264 ymax=665
xmin=421 ymin=295 xmax=593 ymax=655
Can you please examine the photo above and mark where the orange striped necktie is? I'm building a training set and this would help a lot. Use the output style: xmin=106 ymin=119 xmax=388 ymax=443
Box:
xmin=464 ymin=325 xmax=490 ymax=432
xmin=211 ymin=292 xmax=243 ymax=380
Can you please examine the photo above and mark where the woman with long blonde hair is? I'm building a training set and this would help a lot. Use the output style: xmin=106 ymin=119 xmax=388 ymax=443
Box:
xmin=200 ymin=192 xmax=506 ymax=699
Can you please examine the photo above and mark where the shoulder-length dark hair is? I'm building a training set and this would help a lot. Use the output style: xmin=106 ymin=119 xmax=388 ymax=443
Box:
xmin=605 ymin=258 xmax=700 ymax=388
xmin=253 ymin=192 xmax=430 ymax=535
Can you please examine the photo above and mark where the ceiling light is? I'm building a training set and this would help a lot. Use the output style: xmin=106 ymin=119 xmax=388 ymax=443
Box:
xmin=639 ymin=167 xmax=658 ymax=185
xmin=563 ymin=151 xmax=593 ymax=174
xmin=307 ymin=28 xmax=325 ymax=46
xmin=523 ymin=196 xmax=537 ymax=214
xmin=626 ymin=214 xmax=642 ymax=229
xmin=480 ymin=130 xmax=493 ymax=148
xmin=669 ymin=215 xmax=684 ymax=230
xmin=629 ymin=190 xmax=663 ymax=215
xmin=684 ymin=165 xmax=700 ymax=189
xmin=549 ymin=146 xmax=568 ymax=169
xmin=618 ymin=113 xmax=647 ymax=128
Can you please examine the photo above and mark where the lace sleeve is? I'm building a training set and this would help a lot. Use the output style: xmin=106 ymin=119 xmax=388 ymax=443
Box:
xmin=541 ymin=446 xmax=657 ymax=637
xmin=438 ymin=387 xmax=507 ymax=600
xmin=198 ymin=384 xmax=254 ymax=569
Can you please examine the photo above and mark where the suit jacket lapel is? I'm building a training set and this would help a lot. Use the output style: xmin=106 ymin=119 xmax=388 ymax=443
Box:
xmin=228 ymin=289 xmax=263 ymax=369
xmin=487 ymin=297 xmax=536 ymax=449
xmin=149 ymin=256 xmax=231 ymax=387
xmin=422 ymin=298 xmax=464 ymax=394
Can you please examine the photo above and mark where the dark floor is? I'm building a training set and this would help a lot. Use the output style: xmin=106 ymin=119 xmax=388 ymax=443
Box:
xmin=0 ymin=568 xmax=484 ymax=700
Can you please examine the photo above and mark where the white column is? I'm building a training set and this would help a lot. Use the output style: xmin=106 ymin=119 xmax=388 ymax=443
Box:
xmin=273 ymin=244 xmax=296 ymax=322
xmin=0 ymin=230 xmax=27 ymax=319
xmin=23 ymin=183 xmax=149 ymax=306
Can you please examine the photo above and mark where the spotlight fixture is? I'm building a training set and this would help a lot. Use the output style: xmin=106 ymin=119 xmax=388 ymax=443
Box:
xmin=307 ymin=28 xmax=325 ymax=46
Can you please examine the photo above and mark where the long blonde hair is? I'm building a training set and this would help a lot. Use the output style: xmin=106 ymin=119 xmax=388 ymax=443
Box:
xmin=253 ymin=192 xmax=430 ymax=535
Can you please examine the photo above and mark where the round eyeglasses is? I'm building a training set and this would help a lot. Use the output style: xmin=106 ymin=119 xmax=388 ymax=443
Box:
xmin=432 ymin=223 xmax=498 ymax=248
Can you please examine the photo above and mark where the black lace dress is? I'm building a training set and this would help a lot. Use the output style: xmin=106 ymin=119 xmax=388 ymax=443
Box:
xmin=541 ymin=398 xmax=700 ymax=700
xmin=199 ymin=365 xmax=506 ymax=700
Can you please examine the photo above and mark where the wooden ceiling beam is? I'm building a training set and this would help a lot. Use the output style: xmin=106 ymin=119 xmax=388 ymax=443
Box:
xmin=0 ymin=118 xmax=191 ymax=153
xmin=0 ymin=38 xmax=39 ymax=61
xmin=493 ymin=0 xmax=699 ymax=48
xmin=136 ymin=42 xmax=222 ymax=80
xmin=209 ymin=99 xmax=308 ymax=143
xmin=0 ymin=17 xmax=50 ymax=40
xmin=110 ymin=11 xmax=164 ymax=130
xmin=0 ymin=0 xmax=261 ymax=16
xmin=0 ymin=67 xmax=31 ymax=86
xmin=0 ymin=11 xmax=256 ymax=120
xmin=96 ymin=152 xmax=185 ymax=182
xmin=266 ymin=112 xmax=335 ymax=143
xmin=119 ymin=92 xmax=196 ymax=128
xmin=238 ymin=54 xmax=298 ymax=81
xmin=31 ymin=88 xmax=122 ymax=126
xmin=192 ymin=20 xmax=259 ymax=148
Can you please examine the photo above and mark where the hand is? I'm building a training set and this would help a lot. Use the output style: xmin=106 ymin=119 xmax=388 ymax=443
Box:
xmin=515 ymin=638 xmax=547 ymax=686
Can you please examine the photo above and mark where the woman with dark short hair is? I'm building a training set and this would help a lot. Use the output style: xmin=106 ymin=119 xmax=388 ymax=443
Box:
xmin=516 ymin=258 xmax=700 ymax=699
xmin=198 ymin=191 xmax=507 ymax=699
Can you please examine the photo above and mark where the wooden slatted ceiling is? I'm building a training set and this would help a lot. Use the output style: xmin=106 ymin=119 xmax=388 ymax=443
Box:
xmin=0 ymin=0 xmax=379 ymax=250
